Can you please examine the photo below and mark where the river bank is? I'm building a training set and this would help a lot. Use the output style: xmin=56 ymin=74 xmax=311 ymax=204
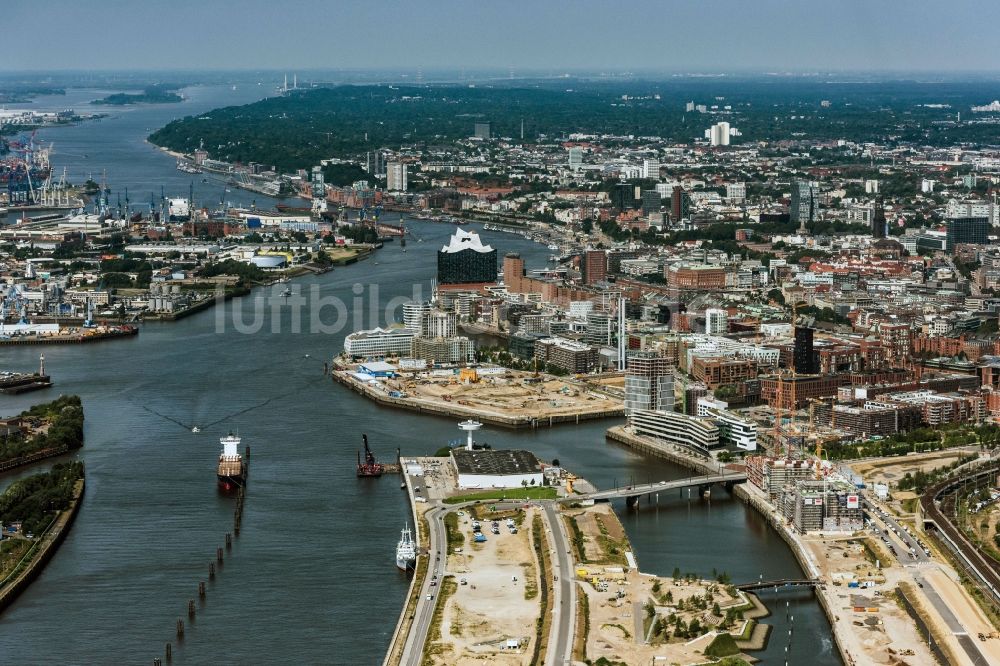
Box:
xmin=0 ymin=477 xmax=85 ymax=613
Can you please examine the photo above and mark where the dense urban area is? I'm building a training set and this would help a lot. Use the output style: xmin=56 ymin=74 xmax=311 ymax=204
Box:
xmin=3 ymin=68 xmax=1000 ymax=666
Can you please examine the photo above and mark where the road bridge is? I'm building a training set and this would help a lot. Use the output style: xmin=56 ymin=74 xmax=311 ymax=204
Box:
xmin=559 ymin=472 xmax=747 ymax=507
xmin=735 ymin=578 xmax=822 ymax=592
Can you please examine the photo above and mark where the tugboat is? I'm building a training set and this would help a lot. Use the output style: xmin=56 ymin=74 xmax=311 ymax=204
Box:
xmin=217 ymin=433 xmax=247 ymax=490
xmin=396 ymin=525 xmax=416 ymax=570
xmin=357 ymin=434 xmax=385 ymax=477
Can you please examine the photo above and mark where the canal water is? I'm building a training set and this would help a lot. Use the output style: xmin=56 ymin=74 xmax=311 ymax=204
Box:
xmin=0 ymin=83 xmax=840 ymax=664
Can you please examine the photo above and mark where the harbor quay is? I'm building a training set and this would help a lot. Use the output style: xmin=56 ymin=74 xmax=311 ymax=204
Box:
xmin=330 ymin=359 xmax=624 ymax=429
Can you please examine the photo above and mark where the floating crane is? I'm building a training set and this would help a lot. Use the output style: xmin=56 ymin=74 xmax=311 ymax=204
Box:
xmin=357 ymin=434 xmax=385 ymax=478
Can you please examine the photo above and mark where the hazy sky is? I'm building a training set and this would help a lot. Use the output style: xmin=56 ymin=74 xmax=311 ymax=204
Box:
xmin=5 ymin=0 xmax=999 ymax=73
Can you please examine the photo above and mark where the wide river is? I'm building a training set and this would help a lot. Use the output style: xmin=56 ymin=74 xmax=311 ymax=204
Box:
xmin=0 ymin=83 xmax=839 ymax=664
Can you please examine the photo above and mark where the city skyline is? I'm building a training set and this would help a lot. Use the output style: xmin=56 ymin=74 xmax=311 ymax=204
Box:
xmin=4 ymin=0 xmax=1000 ymax=73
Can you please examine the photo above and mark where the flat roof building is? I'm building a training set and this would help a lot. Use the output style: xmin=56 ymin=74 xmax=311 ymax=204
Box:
xmin=629 ymin=409 xmax=720 ymax=455
xmin=534 ymin=337 xmax=600 ymax=374
xmin=451 ymin=449 xmax=543 ymax=489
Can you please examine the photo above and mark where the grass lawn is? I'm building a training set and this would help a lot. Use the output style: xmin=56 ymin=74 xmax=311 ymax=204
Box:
xmin=443 ymin=486 xmax=557 ymax=504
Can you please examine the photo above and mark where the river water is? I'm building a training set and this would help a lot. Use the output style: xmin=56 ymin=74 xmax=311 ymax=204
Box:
xmin=0 ymin=84 xmax=839 ymax=664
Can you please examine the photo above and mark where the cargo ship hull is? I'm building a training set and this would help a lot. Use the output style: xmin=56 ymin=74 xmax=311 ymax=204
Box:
xmin=217 ymin=471 xmax=246 ymax=491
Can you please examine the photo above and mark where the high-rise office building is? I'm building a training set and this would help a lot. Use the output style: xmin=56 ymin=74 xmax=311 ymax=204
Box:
xmin=474 ymin=122 xmax=491 ymax=140
xmin=365 ymin=150 xmax=386 ymax=176
xmin=871 ymin=199 xmax=886 ymax=239
xmin=582 ymin=250 xmax=607 ymax=285
xmin=584 ymin=312 xmax=613 ymax=346
xmin=437 ymin=229 xmax=497 ymax=285
xmin=790 ymin=180 xmax=818 ymax=231
xmin=625 ymin=352 xmax=675 ymax=413
xmin=670 ymin=185 xmax=690 ymax=221
xmin=945 ymin=216 xmax=990 ymax=249
xmin=611 ymin=183 xmax=637 ymax=210
xmin=640 ymin=189 xmax=662 ymax=215
xmin=642 ymin=158 xmax=660 ymax=180
xmin=386 ymin=162 xmax=408 ymax=192
xmin=705 ymin=308 xmax=728 ymax=335
xmin=568 ymin=147 xmax=583 ymax=170
xmin=793 ymin=326 xmax=817 ymax=375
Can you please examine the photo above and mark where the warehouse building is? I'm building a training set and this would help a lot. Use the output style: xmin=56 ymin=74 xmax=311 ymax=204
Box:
xmin=451 ymin=449 xmax=544 ymax=489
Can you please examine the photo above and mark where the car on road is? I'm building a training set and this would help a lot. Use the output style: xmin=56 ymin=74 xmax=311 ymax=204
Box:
xmin=430 ymin=581 xmax=437 ymax=586
xmin=426 ymin=594 xmax=434 ymax=600
xmin=460 ymin=578 xmax=467 ymax=585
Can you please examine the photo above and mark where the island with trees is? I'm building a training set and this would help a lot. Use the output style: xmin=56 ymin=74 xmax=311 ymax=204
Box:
xmin=93 ymin=84 xmax=183 ymax=106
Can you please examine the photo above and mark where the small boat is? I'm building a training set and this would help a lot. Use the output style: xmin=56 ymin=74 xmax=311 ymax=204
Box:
xmin=191 ymin=426 xmax=201 ymax=433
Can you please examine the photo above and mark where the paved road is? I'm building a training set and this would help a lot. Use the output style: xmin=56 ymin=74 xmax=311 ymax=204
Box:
xmin=542 ymin=502 xmax=575 ymax=666
xmin=863 ymin=498 xmax=930 ymax=563
xmin=913 ymin=572 xmax=992 ymax=666
xmin=400 ymin=505 xmax=447 ymax=665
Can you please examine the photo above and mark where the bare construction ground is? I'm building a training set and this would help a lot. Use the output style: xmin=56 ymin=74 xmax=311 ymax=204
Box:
xmin=381 ymin=370 xmax=622 ymax=421
xmin=802 ymin=535 xmax=939 ymax=665
xmin=850 ymin=448 xmax=978 ymax=489
xmin=425 ymin=507 xmax=540 ymax=665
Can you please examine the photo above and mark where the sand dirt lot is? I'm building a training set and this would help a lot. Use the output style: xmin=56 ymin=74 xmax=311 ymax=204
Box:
xmin=803 ymin=535 xmax=938 ymax=666
xmin=385 ymin=371 xmax=621 ymax=419
xmin=425 ymin=508 xmax=540 ymax=665
xmin=850 ymin=448 xmax=977 ymax=487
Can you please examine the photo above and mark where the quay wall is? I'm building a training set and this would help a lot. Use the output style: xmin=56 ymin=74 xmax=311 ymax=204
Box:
xmin=0 ymin=445 xmax=71 ymax=474
xmin=333 ymin=371 xmax=623 ymax=429
xmin=0 ymin=329 xmax=137 ymax=346
xmin=382 ymin=458 xmax=420 ymax=666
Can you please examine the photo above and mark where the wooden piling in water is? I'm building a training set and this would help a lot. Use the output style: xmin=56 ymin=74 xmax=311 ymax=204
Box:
xmin=198 ymin=581 xmax=206 ymax=598
xmin=216 ymin=547 xmax=223 ymax=563
xmin=165 ymin=642 xmax=172 ymax=661
xmin=154 ymin=659 xmax=161 ymax=666
xmin=176 ymin=619 xmax=184 ymax=638
xmin=209 ymin=563 xmax=216 ymax=579
xmin=188 ymin=600 xmax=196 ymax=618
xmin=226 ymin=533 xmax=232 ymax=548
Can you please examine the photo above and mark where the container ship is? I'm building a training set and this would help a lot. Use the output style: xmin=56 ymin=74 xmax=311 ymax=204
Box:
xmin=357 ymin=434 xmax=384 ymax=477
xmin=396 ymin=525 xmax=416 ymax=570
xmin=217 ymin=433 xmax=247 ymax=490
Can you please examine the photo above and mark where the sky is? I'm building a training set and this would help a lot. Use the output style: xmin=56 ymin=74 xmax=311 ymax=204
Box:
xmin=4 ymin=0 xmax=999 ymax=73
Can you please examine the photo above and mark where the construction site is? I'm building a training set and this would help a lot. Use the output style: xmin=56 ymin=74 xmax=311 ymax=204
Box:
xmin=333 ymin=364 xmax=624 ymax=427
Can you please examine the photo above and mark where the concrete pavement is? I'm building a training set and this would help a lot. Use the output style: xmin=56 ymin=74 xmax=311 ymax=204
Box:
xmin=542 ymin=501 xmax=575 ymax=666
xmin=914 ymin=571 xmax=992 ymax=666
xmin=399 ymin=505 xmax=447 ymax=665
